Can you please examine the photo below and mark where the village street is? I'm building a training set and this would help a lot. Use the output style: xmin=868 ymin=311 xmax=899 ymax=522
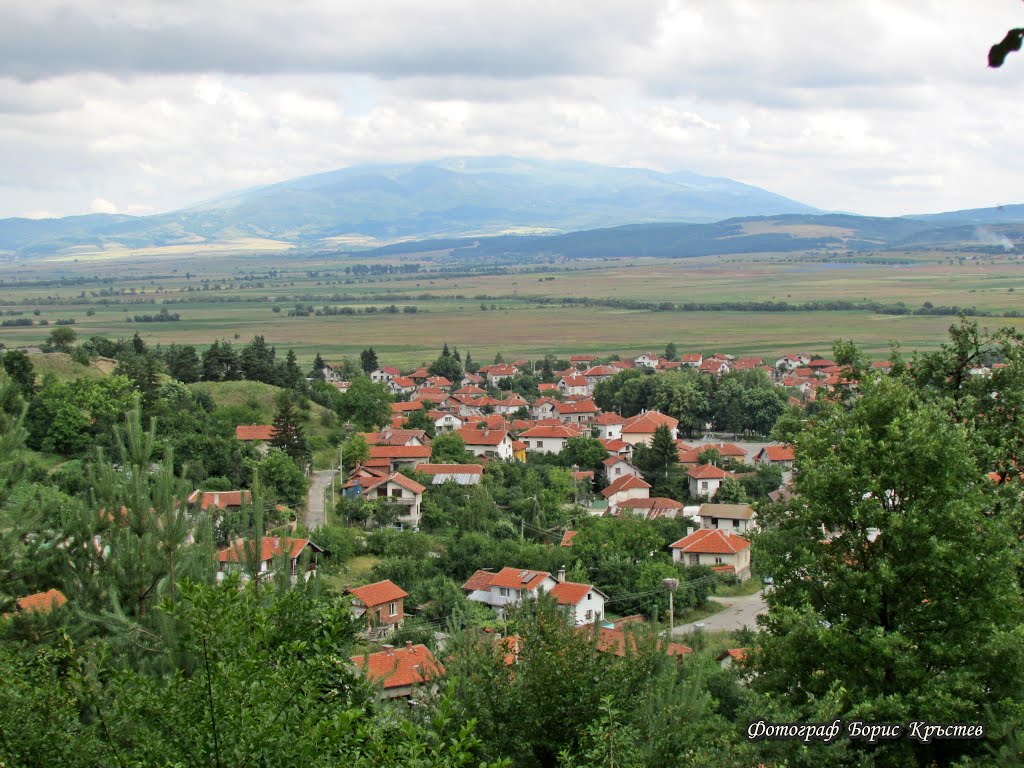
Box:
xmin=674 ymin=590 xmax=768 ymax=635
xmin=305 ymin=469 xmax=338 ymax=529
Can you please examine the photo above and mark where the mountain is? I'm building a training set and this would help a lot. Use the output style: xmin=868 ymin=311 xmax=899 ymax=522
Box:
xmin=0 ymin=157 xmax=820 ymax=256
xmin=361 ymin=213 xmax=1024 ymax=262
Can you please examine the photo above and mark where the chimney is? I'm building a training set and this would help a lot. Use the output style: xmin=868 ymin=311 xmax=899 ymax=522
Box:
xmin=383 ymin=644 xmax=394 ymax=656
xmin=557 ymin=566 xmax=566 ymax=583
xmin=405 ymin=640 xmax=413 ymax=651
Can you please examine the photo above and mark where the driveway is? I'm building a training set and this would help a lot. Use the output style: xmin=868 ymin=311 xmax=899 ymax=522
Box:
xmin=674 ymin=590 xmax=768 ymax=635
xmin=305 ymin=469 xmax=338 ymax=530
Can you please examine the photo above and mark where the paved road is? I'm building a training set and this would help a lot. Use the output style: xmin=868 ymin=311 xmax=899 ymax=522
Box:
xmin=673 ymin=590 xmax=768 ymax=635
xmin=305 ymin=470 xmax=338 ymax=530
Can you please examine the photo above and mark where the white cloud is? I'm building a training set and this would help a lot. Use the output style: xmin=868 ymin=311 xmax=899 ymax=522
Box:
xmin=90 ymin=197 xmax=119 ymax=214
xmin=0 ymin=0 xmax=1023 ymax=219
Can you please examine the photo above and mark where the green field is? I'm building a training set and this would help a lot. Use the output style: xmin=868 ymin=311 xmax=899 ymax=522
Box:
xmin=2 ymin=246 xmax=1023 ymax=366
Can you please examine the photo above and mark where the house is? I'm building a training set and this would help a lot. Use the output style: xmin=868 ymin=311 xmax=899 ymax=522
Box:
xmin=234 ymin=425 xmax=275 ymax=455
xmin=591 ymin=623 xmax=692 ymax=659
xmin=698 ymin=503 xmax=757 ymax=532
xmin=555 ymin=399 xmax=599 ymax=426
xmin=532 ymin=397 xmax=559 ymax=420
xmin=620 ymin=411 xmax=679 ymax=446
xmin=550 ymin=579 xmax=607 ymax=625
xmin=560 ymin=530 xmax=577 ymax=547
xmin=347 ymin=579 xmax=408 ymax=636
xmin=698 ymin=359 xmax=730 ymax=376
xmin=493 ymin=394 xmax=530 ymax=415
xmin=362 ymin=428 xmax=430 ymax=447
xmin=582 ymin=365 xmax=618 ymax=389
xmin=389 ymin=376 xmax=417 ymax=396
xmin=426 ymin=376 xmax=453 ymax=389
xmin=462 ymin=567 xmax=559 ymax=617
xmin=413 ymin=387 xmax=449 ymax=404
xmin=570 ymin=354 xmax=598 ymax=365
xmin=371 ymin=366 xmax=401 ymax=384
xmin=433 ymin=412 xmax=465 ymax=433
xmin=457 ymin=427 xmax=514 ymax=460
xmin=592 ymin=412 xmax=625 ymax=440
xmin=602 ymin=456 xmax=642 ymax=483
xmin=601 ymin=474 xmax=651 ymax=508
xmin=5 ymin=588 xmax=67 ymax=617
xmin=518 ymin=424 xmax=584 ymax=454
xmin=391 ymin=401 xmax=424 ymax=415
xmin=687 ymin=464 xmax=731 ymax=499
xmin=670 ymin=529 xmax=752 ymax=580
xmin=599 ymin=438 xmax=633 ymax=460
xmin=415 ymin=463 xmax=484 ymax=485
xmin=350 ymin=642 xmax=445 ymax=700
xmin=634 ymin=353 xmax=660 ymax=368
xmin=614 ymin=497 xmax=687 ymax=520
xmin=485 ymin=364 xmax=519 ymax=385
xmin=558 ymin=374 xmax=590 ymax=397
xmin=188 ymin=490 xmax=251 ymax=512
xmin=343 ymin=472 xmax=425 ymax=529
xmin=754 ymin=445 xmax=796 ymax=469
xmin=679 ymin=353 xmax=703 ymax=368
xmin=717 ymin=648 xmax=749 ymax=669
xmin=774 ymin=354 xmax=809 ymax=373
xmin=368 ymin=445 xmax=432 ymax=473
xmin=217 ymin=537 xmax=322 ymax=582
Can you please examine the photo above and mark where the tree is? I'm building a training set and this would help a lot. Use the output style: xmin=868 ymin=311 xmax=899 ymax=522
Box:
xmin=713 ymin=475 xmax=747 ymax=504
xmin=341 ymin=433 xmax=369 ymax=471
xmin=239 ymin=335 xmax=280 ymax=385
xmin=428 ymin=344 xmax=463 ymax=382
xmin=338 ymin=376 xmax=392 ymax=431
xmin=46 ymin=326 xmax=77 ymax=351
xmin=404 ymin=405 xmax=436 ymax=437
xmin=431 ymin=433 xmax=474 ymax=464
xmin=201 ymin=340 xmax=239 ymax=382
xmin=281 ymin=349 xmax=304 ymax=390
xmin=464 ymin=351 xmax=477 ymax=374
xmin=309 ymin=352 xmax=326 ymax=379
xmin=2 ymin=350 xmax=35 ymax=395
xmin=648 ymin=424 xmax=678 ymax=477
xmin=664 ymin=342 xmax=677 ymax=361
xmin=164 ymin=344 xmax=202 ymax=383
xmin=360 ymin=347 xmax=379 ymax=374
xmin=255 ymin=449 xmax=308 ymax=505
xmin=269 ymin=391 xmax=310 ymax=465
xmin=558 ymin=436 xmax=609 ymax=474
xmin=752 ymin=374 xmax=1024 ymax=767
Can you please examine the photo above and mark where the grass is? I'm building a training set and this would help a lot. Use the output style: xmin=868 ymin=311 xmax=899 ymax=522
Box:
xmin=321 ymin=554 xmax=381 ymax=593
xmin=187 ymin=380 xmax=337 ymax=440
xmin=673 ymin=600 xmax=727 ymax=626
xmin=714 ymin=578 xmax=765 ymax=598
xmin=25 ymin=352 xmax=114 ymax=381
xmin=3 ymin=248 xmax=1023 ymax=368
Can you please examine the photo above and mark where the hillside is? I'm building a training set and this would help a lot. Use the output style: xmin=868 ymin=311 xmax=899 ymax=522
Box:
xmin=0 ymin=157 xmax=819 ymax=256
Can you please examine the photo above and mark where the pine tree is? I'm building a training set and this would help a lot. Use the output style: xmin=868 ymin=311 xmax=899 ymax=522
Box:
xmin=452 ymin=347 xmax=461 ymax=362
xmin=360 ymin=347 xmax=379 ymax=374
xmin=269 ymin=391 xmax=309 ymax=464
xmin=310 ymin=352 xmax=326 ymax=378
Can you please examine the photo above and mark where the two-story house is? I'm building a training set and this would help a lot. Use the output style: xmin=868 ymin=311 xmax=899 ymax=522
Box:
xmin=216 ymin=537 xmax=322 ymax=583
xmin=343 ymin=471 xmax=425 ymax=529
xmin=347 ymin=579 xmax=408 ymax=637
xmin=462 ymin=567 xmax=558 ymax=617
xmin=457 ymin=427 xmax=514 ymax=460
xmin=687 ymin=464 xmax=730 ymax=499
xmin=670 ymin=529 xmax=751 ymax=581
xmin=518 ymin=424 xmax=583 ymax=455
xmin=350 ymin=642 xmax=445 ymax=700
xmin=697 ymin=503 xmax=756 ymax=532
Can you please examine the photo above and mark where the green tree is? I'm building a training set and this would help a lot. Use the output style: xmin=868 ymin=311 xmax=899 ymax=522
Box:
xmin=338 ymin=376 xmax=392 ymax=431
xmin=752 ymin=374 xmax=1024 ymax=767
xmin=164 ymin=344 xmax=202 ymax=383
xmin=46 ymin=326 xmax=77 ymax=351
xmin=360 ymin=347 xmax=379 ymax=374
xmin=664 ymin=342 xmax=677 ymax=361
xmin=713 ymin=475 xmax=747 ymax=504
xmin=2 ymin=350 xmax=35 ymax=395
xmin=342 ymin=433 xmax=370 ymax=471
xmin=429 ymin=344 xmax=464 ymax=383
xmin=558 ymin=436 xmax=610 ymax=473
xmin=269 ymin=391 xmax=310 ymax=464
xmin=255 ymin=449 xmax=309 ymax=505
xmin=431 ymin=433 xmax=474 ymax=464
xmin=201 ymin=340 xmax=240 ymax=382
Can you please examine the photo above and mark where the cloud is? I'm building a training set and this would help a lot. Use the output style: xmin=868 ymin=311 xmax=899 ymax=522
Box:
xmin=0 ymin=1 xmax=1023 ymax=219
xmin=90 ymin=197 xmax=118 ymax=214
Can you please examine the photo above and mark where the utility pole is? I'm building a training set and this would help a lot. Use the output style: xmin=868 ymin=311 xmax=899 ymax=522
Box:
xmin=663 ymin=578 xmax=679 ymax=639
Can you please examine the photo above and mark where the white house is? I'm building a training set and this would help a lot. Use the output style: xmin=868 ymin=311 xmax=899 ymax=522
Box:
xmin=601 ymin=474 xmax=651 ymax=508
xmin=555 ymin=399 xmax=599 ymax=426
xmin=670 ymin=529 xmax=752 ymax=581
xmin=518 ymin=424 xmax=584 ymax=454
xmin=754 ymin=445 xmax=796 ymax=469
xmin=462 ymin=567 xmax=559 ymax=617
xmin=216 ymin=537 xmax=322 ymax=583
xmin=679 ymin=353 xmax=703 ymax=368
xmin=371 ymin=367 xmax=401 ymax=384
xmin=551 ymin=580 xmax=607 ymax=625
xmin=592 ymin=412 xmax=625 ymax=441
xmin=634 ymin=353 xmax=660 ymax=368
xmin=697 ymin=503 xmax=757 ymax=532
xmin=602 ymin=456 xmax=642 ymax=483
xmin=344 ymin=472 xmax=426 ymax=529
xmin=457 ymin=427 xmax=514 ymax=460
xmin=558 ymin=374 xmax=590 ymax=397
xmin=485 ymin=364 xmax=519 ymax=386
xmin=687 ymin=464 xmax=730 ymax=499
xmin=620 ymin=411 xmax=679 ymax=446
xmin=433 ymin=412 xmax=465 ymax=433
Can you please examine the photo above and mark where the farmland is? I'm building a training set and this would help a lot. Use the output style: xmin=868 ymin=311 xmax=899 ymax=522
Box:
xmin=1 ymin=244 xmax=1023 ymax=367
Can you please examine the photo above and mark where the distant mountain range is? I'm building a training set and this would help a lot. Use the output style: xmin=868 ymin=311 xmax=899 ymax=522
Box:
xmin=0 ymin=157 xmax=820 ymax=256
xmin=1 ymin=156 xmax=1023 ymax=259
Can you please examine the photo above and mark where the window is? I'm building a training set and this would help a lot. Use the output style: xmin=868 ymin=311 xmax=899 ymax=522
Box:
xmin=701 ymin=482 xmax=709 ymax=491
xmin=499 ymin=587 xmax=509 ymax=598
xmin=391 ymin=488 xmax=402 ymax=498
xmin=388 ymin=601 xmax=397 ymax=617
xmin=585 ymin=610 xmax=592 ymax=621
xmin=377 ymin=488 xmax=387 ymax=498
xmin=733 ymin=519 xmax=740 ymax=528
xmin=710 ymin=517 xmax=718 ymax=527
xmin=689 ymin=554 xmax=699 ymax=566
xmin=586 ymin=593 xmax=591 ymax=600
xmin=715 ymin=557 xmax=723 ymax=565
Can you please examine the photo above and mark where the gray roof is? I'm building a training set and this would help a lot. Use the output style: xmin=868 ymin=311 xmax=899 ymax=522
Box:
xmin=698 ymin=503 xmax=755 ymax=519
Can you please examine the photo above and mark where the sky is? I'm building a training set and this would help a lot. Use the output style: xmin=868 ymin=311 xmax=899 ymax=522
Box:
xmin=1 ymin=0 xmax=1023 ymax=220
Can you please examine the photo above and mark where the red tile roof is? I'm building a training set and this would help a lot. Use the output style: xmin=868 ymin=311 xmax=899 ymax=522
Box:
xmin=550 ymin=581 xmax=601 ymax=606
xmin=351 ymin=644 xmax=445 ymax=689
xmin=348 ymin=579 xmax=409 ymax=608
xmin=757 ymin=445 xmax=796 ymax=462
xmin=593 ymin=412 xmax=626 ymax=425
xmin=621 ymin=411 xmax=678 ymax=434
xmin=560 ymin=530 xmax=577 ymax=547
xmin=391 ymin=401 xmax=424 ymax=412
xmin=519 ymin=425 xmax=584 ymax=439
xmin=235 ymin=425 xmax=275 ymax=441
xmin=462 ymin=569 xmax=497 ymax=591
xmin=687 ymin=464 xmax=730 ymax=480
xmin=416 ymin=463 xmax=484 ymax=476
xmin=560 ymin=374 xmax=588 ymax=387
xmin=14 ymin=588 xmax=67 ymax=614
xmin=356 ymin=472 xmax=426 ymax=495
xmin=488 ymin=567 xmax=552 ymax=591
xmin=555 ymin=400 xmax=599 ymax=415
xmin=670 ymin=528 xmax=750 ymax=554
xmin=218 ymin=537 xmax=319 ymax=563
xmin=601 ymin=474 xmax=651 ymax=498
xmin=457 ymin=427 xmax=510 ymax=446
xmin=188 ymin=490 xmax=251 ymax=510
xmin=617 ymin=497 xmax=685 ymax=517
xmin=368 ymin=445 xmax=432 ymax=459
xmin=592 ymin=626 xmax=691 ymax=657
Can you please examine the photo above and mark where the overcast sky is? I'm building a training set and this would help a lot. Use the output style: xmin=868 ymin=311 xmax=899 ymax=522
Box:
xmin=1 ymin=0 xmax=1022 ymax=220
